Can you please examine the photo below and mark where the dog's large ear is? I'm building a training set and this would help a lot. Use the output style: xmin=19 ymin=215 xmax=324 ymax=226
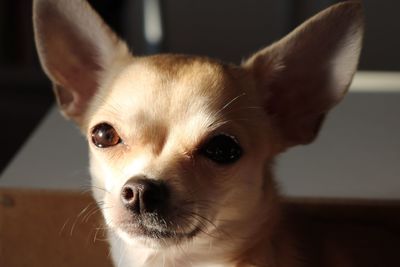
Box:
xmin=243 ymin=2 xmax=363 ymax=147
xmin=33 ymin=0 xmax=130 ymax=124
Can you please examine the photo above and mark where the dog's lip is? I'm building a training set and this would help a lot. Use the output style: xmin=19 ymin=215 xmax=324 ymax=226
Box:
xmin=119 ymin=221 xmax=202 ymax=240
xmin=139 ymin=224 xmax=201 ymax=239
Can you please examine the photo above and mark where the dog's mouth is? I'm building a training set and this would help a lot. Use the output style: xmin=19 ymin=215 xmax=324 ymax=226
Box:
xmin=113 ymin=208 xmax=207 ymax=244
xmin=104 ymin=179 xmax=214 ymax=244
xmin=119 ymin=219 xmax=202 ymax=240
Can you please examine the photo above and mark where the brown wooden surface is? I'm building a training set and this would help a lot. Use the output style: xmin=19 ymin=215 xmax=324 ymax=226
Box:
xmin=284 ymin=196 xmax=400 ymax=226
xmin=0 ymin=188 xmax=113 ymax=267
xmin=284 ymin=198 xmax=400 ymax=266
xmin=1 ymin=188 xmax=400 ymax=267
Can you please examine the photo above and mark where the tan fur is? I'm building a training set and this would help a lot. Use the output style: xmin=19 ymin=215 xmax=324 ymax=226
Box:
xmin=33 ymin=1 xmax=365 ymax=266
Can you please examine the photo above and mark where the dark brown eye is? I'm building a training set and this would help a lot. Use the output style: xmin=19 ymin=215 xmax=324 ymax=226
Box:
xmin=200 ymin=134 xmax=242 ymax=164
xmin=91 ymin=123 xmax=122 ymax=148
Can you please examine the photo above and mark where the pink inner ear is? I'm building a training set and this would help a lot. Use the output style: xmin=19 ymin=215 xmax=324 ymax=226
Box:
xmin=37 ymin=4 xmax=102 ymax=122
xmin=245 ymin=2 xmax=363 ymax=147
xmin=261 ymin=37 xmax=355 ymax=145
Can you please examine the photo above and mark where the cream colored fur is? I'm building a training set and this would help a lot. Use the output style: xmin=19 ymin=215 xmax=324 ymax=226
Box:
xmin=33 ymin=1 xmax=363 ymax=266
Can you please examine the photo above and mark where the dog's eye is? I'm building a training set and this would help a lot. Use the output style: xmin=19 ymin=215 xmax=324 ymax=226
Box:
xmin=200 ymin=134 xmax=242 ymax=164
xmin=91 ymin=123 xmax=122 ymax=148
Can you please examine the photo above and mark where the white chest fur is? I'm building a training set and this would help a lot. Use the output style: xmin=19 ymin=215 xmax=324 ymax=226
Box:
xmin=109 ymin=232 xmax=236 ymax=267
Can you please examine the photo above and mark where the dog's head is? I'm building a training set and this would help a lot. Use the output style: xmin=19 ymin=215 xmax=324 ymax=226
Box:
xmin=34 ymin=0 xmax=363 ymax=249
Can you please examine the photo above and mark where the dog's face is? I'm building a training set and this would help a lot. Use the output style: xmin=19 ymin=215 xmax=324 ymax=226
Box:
xmin=34 ymin=0 xmax=363 ymax=249
xmin=87 ymin=56 xmax=276 ymax=247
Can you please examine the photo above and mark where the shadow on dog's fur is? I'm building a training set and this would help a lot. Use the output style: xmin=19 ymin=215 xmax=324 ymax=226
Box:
xmin=32 ymin=0 xmax=400 ymax=266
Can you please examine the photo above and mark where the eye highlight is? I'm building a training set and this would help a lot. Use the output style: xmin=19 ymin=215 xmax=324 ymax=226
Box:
xmin=91 ymin=123 xmax=122 ymax=148
xmin=200 ymin=134 xmax=243 ymax=164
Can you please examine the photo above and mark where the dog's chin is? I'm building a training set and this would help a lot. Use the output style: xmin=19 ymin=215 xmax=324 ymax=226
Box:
xmin=113 ymin=221 xmax=202 ymax=248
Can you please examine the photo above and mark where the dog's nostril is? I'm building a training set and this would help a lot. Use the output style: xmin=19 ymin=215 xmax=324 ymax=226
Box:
xmin=121 ymin=178 xmax=169 ymax=214
xmin=121 ymin=186 xmax=135 ymax=202
xmin=121 ymin=184 xmax=140 ymax=213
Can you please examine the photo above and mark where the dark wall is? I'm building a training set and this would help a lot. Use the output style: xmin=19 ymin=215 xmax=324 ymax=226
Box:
xmin=360 ymin=0 xmax=400 ymax=70
xmin=118 ymin=0 xmax=400 ymax=68
xmin=162 ymin=0 xmax=290 ymax=63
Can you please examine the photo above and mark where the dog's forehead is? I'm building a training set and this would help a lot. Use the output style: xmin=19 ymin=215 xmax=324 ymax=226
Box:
xmin=104 ymin=55 xmax=245 ymax=123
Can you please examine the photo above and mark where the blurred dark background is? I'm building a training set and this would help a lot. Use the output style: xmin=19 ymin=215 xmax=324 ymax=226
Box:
xmin=0 ymin=0 xmax=399 ymax=173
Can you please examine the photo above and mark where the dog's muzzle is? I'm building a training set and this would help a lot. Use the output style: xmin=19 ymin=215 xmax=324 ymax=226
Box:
xmin=117 ymin=177 xmax=204 ymax=241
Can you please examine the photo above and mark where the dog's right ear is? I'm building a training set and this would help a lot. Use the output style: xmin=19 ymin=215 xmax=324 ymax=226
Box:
xmin=33 ymin=0 xmax=131 ymax=124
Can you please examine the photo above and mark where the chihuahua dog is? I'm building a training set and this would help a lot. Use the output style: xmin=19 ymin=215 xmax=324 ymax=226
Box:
xmin=33 ymin=0 xmax=363 ymax=266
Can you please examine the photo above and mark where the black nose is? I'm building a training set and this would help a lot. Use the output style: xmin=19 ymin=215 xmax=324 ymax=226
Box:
xmin=121 ymin=178 xmax=169 ymax=214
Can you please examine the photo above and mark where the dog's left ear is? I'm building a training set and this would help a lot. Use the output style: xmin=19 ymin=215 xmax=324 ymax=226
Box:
xmin=243 ymin=2 xmax=363 ymax=147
